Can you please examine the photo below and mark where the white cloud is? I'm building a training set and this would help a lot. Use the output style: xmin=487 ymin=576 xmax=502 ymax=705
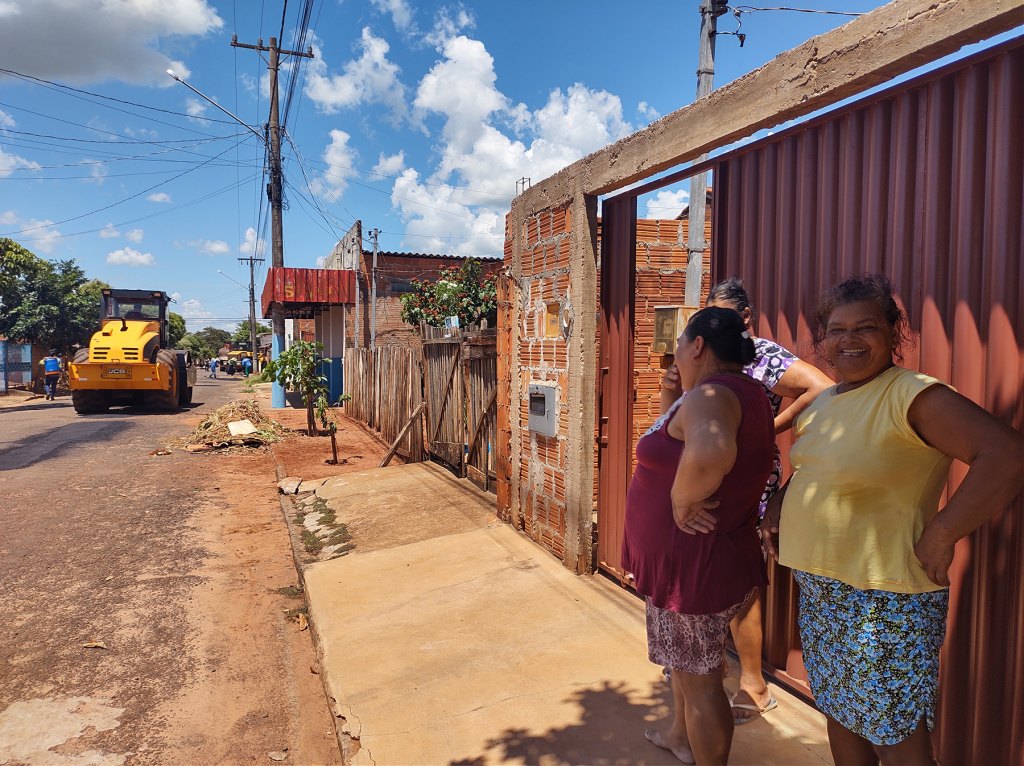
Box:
xmin=372 ymin=151 xmax=405 ymax=177
xmin=125 ymin=228 xmax=144 ymax=243
xmin=192 ymin=239 xmax=229 ymax=255
xmin=1 ymin=210 xmax=61 ymax=253
xmin=240 ymin=227 xmax=266 ymax=257
xmin=644 ymin=189 xmax=689 ymax=219
xmin=370 ymin=0 xmax=413 ymax=31
xmin=0 ymin=0 xmax=222 ymax=86
xmin=99 ymin=223 xmax=121 ymax=239
xmin=240 ymin=73 xmax=256 ymax=94
xmin=637 ymin=101 xmax=660 ymax=122
xmin=304 ymin=28 xmax=407 ymax=119
xmin=392 ymin=36 xmax=633 ymax=255
xmin=424 ymin=6 xmax=474 ymax=49
xmin=147 ymin=192 xmax=172 ymax=203
xmin=0 ymin=145 xmax=41 ymax=177
xmin=106 ymin=247 xmax=154 ymax=266
xmin=124 ymin=125 xmax=159 ymax=139
xmin=0 ymin=110 xmax=15 ymax=129
xmin=84 ymin=160 xmax=108 ymax=184
xmin=315 ymin=130 xmax=358 ymax=198
xmin=185 ymin=98 xmax=210 ymax=125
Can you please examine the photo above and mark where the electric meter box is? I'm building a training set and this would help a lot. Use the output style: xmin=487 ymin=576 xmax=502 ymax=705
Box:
xmin=652 ymin=305 xmax=699 ymax=354
xmin=527 ymin=381 xmax=559 ymax=437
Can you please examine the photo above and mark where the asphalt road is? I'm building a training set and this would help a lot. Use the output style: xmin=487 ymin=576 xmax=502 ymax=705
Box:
xmin=0 ymin=374 xmax=340 ymax=765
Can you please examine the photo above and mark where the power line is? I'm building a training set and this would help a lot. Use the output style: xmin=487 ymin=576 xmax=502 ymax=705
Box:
xmin=0 ymin=66 xmax=242 ymax=126
xmin=1 ymin=140 xmax=254 ymax=237
xmin=732 ymin=5 xmax=863 ymax=16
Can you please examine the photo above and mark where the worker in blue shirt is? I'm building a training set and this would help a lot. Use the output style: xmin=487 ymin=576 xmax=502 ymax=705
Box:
xmin=40 ymin=350 xmax=62 ymax=400
xmin=208 ymin=357 xmax=218 ymax=378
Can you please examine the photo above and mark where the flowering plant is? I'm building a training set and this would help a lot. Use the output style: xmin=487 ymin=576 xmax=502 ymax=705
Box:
xmin=400 ymin=259 xmax=497 ymax=328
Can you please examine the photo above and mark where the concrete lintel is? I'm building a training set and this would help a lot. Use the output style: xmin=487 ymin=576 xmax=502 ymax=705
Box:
xmin=512 ymin=0 xmax=1024 ymax=216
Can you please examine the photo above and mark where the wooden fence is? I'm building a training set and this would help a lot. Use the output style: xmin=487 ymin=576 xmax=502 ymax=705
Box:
xmin=342 ymin=326 xmax=497 ymax=487
xmin=343 ymin=346 xmax=424 ymax=462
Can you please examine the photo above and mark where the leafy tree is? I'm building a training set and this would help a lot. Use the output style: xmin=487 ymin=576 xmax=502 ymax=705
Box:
xmin=232 ymin=320 xmax=271 ymax=346
xmin=167 ymin=312 xmax=187 ymax=348
xmin=193 ymin=326 xmax=232 ymax=354
xmin=0 ymin=239 xmax=102 ymax=351
xmin=400 ymin=259 xmax=497 ymax=328
xmin=261 ymin=340 xmax=333 ymax=435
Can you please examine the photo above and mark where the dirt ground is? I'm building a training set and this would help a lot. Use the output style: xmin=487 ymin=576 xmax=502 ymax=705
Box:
xmin=0 ymin=378 xmax=393 ymax=766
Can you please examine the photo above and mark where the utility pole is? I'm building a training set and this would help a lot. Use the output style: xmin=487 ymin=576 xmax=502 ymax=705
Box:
xmin=684 ymin=1 xmax=722 ymax=307
xmin=238 ymin=254 xmax=265 ymax=370
xmin=231 ymin=35 xmax=313 ymax=406
xmin=369 ymin=228 xmax=380 ymax=351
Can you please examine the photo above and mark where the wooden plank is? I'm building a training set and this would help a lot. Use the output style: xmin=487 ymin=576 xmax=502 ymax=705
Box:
xmin=466 ymin=387 xmax=497 ymax=462
xmin=380 ymin=402 xmax=425 ymax=467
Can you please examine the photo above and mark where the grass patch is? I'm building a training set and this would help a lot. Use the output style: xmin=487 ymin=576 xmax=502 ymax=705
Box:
xmin=323 ymin=524 xmax=351 ymax=548
xmin=301 ymin=529 xmax=324 ymax=556
xmin=274 ymin=585 xmax=304 ymax=598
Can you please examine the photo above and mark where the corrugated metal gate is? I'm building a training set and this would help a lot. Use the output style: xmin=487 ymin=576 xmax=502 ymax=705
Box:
xmin=0 ymin=342 xmax=33 ymax=393
xmin=598 ymin=36 xmax=1024 ymax=764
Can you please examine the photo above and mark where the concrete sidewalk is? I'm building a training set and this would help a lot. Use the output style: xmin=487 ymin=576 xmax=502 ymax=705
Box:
xmin=301 ymin=462 xmax=831 ymax=765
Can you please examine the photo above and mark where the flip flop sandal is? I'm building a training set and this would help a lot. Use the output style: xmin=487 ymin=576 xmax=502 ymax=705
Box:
xmin=731 ymin=696 xmax=778 ymax=725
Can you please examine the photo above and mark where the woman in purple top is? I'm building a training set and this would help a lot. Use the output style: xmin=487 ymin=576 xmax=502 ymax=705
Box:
xmin=622 ymin=307 xmax=775 ymax=765
xmin=704 ymin=278 xmax=833 ymax=724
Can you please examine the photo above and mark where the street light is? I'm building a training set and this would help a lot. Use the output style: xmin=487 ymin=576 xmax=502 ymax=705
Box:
xmin=166 ymin=70 xmax=265 ymax=143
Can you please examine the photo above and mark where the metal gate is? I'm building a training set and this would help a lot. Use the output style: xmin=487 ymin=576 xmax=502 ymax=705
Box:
xmin=595 ymin=36 xmax=1024 ymax=764
xmin=0 ymin=342 xmax=33 ymax=394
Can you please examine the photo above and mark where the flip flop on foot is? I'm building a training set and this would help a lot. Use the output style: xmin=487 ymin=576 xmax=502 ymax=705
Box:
xmin=644 ymin=729 xmax=696 ymax=764
xmin=730 ymin=694 xmax=778 ymax=725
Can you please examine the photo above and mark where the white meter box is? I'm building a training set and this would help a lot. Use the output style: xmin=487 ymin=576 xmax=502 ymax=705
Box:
xmin=527 ymin=381 xmax=559 ymax=437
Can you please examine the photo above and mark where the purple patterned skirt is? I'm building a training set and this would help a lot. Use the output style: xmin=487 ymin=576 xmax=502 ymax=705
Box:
xmin=646 ymin=588 xmax=757 ymax=675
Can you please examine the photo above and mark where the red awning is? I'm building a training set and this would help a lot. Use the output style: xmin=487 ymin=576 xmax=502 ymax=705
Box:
xmin=261 ymin=267 xmax=356 ymax=318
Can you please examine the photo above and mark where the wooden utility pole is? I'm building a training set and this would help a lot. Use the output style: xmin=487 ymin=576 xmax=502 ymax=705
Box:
xmin=238 ymin=254 xmax=265 ymax=370
xmin=231 ymin=35 xmax=313 ymax=405
xmin=369 ymin=228 xmax=380 ymax=351
xmin=684 ymin=1 xmax=720 ymax=307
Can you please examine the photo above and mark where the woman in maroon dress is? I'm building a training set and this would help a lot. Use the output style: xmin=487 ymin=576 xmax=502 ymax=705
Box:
xmin=622 ymin=307 xmax=774 ymax=765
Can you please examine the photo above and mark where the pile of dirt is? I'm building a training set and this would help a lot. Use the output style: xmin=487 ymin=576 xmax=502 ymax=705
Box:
xmin=176 ymin=399 xmax=288 ymax=450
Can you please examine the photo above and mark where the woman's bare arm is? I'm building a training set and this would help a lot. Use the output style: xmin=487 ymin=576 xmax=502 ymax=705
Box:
xmin=910 ymin=385 xmax=1024 ymax=586
xmin=668 ymin=383 xmax=742 ymax=533
xmin=770 ymin=359 xmax=833 ymax=433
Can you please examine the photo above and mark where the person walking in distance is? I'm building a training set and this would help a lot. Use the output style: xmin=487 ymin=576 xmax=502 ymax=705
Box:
xmin=40 ymin=349 xmax=62 ymax=400
xmin=208 ymin=357 xmax=218 ymax=378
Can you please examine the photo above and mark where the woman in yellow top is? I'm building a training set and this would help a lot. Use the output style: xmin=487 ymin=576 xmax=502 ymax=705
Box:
xmin=763 ymin=275 xmax=1024 ymax=765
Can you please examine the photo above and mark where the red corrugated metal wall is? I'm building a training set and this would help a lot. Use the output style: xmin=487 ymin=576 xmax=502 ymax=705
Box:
xmin=713 ymin=37 xmax=1024 ymax=765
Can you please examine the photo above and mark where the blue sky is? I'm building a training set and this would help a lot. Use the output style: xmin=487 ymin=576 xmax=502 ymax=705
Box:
xmin=0 ymin=1 xmax=1008 ymax=331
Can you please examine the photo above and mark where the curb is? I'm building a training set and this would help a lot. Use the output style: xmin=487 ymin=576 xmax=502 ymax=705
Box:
xmin=269 ymin=444 xmax=358 ymax=764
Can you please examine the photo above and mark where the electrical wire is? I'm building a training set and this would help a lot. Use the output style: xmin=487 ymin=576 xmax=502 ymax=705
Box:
xmin=732 ymin=5 xmax=863 ymax=16
xmin=1 ymin=138 xmax=254 ymax=237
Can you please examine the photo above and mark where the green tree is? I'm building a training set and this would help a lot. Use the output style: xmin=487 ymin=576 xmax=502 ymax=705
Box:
xmin=193 ymin=326 xmax=232 ymax=355
xmin=261 ymin=340 xmax=332 ymax=435
xmin=400 ymin=259 xmax=497 ymax=328
xmin=232 ymin=320 xmax=271 ymax=347
xmin=178 ymin=332 xmax=214 ymax=361
xmin=167 ymin=312 xmax=187 ymax=348
xmin=0 ymin=239 xmax=102 ymax=351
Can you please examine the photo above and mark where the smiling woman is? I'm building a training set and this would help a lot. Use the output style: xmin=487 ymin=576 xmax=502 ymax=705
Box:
xmin=765 ymin=274 xmax=1024 ymax=765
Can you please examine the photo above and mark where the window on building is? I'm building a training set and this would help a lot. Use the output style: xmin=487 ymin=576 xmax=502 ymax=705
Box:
xmin=388 ymin=279 xmax=416 ymax=295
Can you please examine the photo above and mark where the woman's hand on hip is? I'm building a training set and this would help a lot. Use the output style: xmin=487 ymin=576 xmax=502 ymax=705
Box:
xmin=914 ymin=523 xmax=954 ymax=587
xmin=760 ymin=481 xmax=788 ymax=560
xmin=675 ymin=499 xmax=720 ymax=535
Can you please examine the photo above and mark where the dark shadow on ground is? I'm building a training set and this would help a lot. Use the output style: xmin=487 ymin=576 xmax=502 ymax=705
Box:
xmin=448 ymin=679 xmax=674 ymax=766
xmin=0 ymin=418 xmax=132 ymax=471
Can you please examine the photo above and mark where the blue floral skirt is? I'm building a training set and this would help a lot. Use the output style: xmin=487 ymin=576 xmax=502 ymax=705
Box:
xmin=793 ymin=570 xmax=949 ymax=746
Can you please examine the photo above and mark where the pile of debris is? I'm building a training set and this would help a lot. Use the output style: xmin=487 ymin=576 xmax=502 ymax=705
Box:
xmin=176 ymin=400 xmax=287 ymax=451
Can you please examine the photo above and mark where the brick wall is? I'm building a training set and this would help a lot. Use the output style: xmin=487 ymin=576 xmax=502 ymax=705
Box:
xmin=509 ymin=206 xmax=573 ymax=560
xmin=498 ymin=206 xmax=708 ymax=568
xmin=350 ymin=252 xmax=502 ymax=350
